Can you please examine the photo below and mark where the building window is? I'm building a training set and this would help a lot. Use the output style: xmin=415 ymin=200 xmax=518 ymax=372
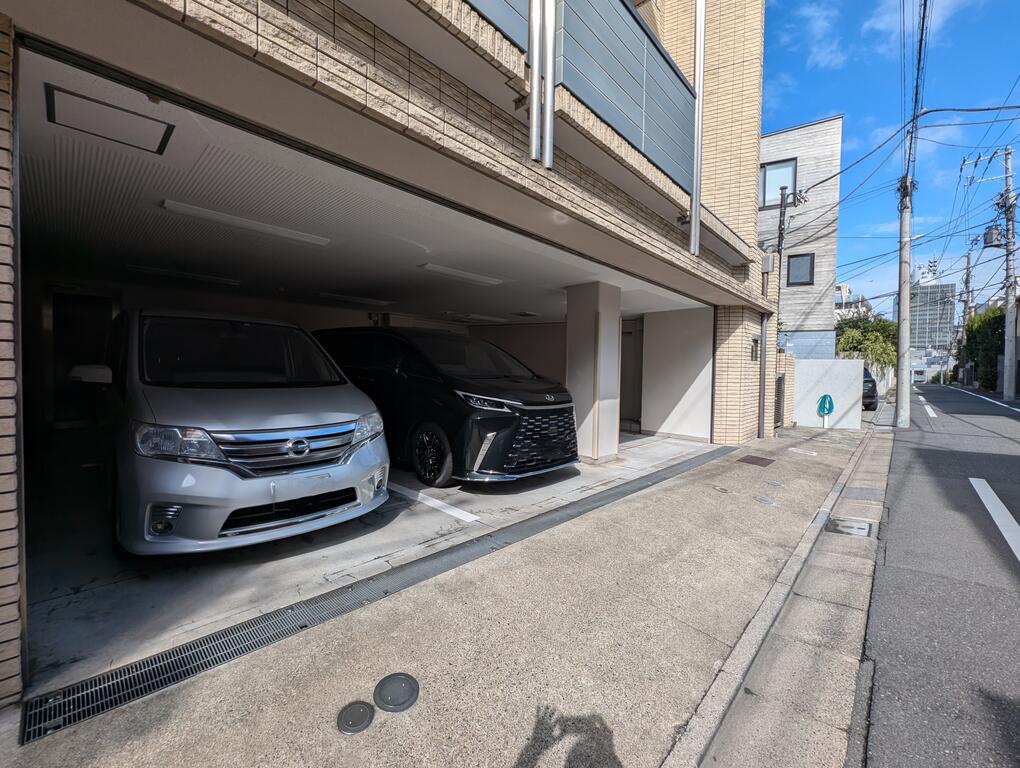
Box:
xmin=751 ymin=336 xmax=760 ymax=362
xmin=759 ymin=159 xmax=796 ymax=209
xmin=787 ymin=253 xmax=815 ymax=286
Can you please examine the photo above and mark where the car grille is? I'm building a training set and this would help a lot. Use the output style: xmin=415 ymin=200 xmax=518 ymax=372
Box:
xmin=210 ymin=422 xmax=357 ymax=476
xmin=220 ymin=488 xmax=358 ymax=535
xmin=503 ymin=406 xmax=578 ymax=473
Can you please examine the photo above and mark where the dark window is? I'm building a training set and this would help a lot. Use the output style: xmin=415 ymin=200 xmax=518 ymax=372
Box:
xmin=142 ymin=317 xmax=342 ymax=387
xmin=759 ymin=159 xmax=797 ymax=208
xmin=750 ymin=337 xmax=760 ymax=362
xmin=406 ymin=333 xmax=535 ymax=378
xmin=316 ymin=332 xmax=373 ymax=369
xmin=787 ymin=253 xmax=815 ymax=286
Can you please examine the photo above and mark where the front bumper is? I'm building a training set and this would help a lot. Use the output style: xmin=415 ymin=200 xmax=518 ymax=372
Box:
xmin=117 ymin=435 xmax=389 ymax=554
xmin=453 ymin=405 xmax=579 ymax=482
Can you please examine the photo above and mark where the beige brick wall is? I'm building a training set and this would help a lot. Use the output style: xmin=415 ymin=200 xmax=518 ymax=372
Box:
xmin=632 ymin=0 xmax=663 ymax=38
xmin=658 ymin=0 xmax=764 ymax=251
xmin=712 ymin=305 xmax=763 ymax=444
xmin=0 ymin=14 xmax=20 ymax=708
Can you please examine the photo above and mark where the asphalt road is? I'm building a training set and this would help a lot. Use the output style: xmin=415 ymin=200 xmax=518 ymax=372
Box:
xmin=864 ymin=385 xmax=1020 ymax=768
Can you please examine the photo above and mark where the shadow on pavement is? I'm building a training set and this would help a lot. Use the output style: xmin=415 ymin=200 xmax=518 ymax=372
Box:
xmin=513 ymin=705 xmax=623 ymax=768
xmin=977 ymin=688 xmax=1020 ymax=763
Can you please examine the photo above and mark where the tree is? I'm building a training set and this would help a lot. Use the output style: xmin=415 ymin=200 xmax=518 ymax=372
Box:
xmin=964 ymin=307 xmax=1005 ymax=391
xmin=835 ymin=312 xmax=897 ymax=376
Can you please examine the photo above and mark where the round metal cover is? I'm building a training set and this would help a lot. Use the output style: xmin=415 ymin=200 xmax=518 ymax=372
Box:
xmin=373 ymin=673 xmax=419 ymax=713
xmin=337 ymin=701 xmax=374 ymax=734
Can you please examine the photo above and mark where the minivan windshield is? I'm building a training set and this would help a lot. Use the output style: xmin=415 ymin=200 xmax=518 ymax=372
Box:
xmin=408 ymin=333 xmax=535 ymax=378
xmin=142 ymin=317 xmax=343 ymax=387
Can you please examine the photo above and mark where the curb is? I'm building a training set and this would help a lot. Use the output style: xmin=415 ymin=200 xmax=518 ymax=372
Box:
xmin=661 ymin=429 xmax=875 ymax=768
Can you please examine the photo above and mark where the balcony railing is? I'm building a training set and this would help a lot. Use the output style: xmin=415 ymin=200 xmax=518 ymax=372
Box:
xmin=466 ymin=0 xmax=696 ymax=195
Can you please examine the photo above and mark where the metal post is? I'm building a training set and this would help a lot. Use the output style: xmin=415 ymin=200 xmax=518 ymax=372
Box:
xmin=689 ymin=0 xmax=706 ymax=255
xmin=758 ymin=313 xmax=768 ymax=438
xmin=1003 ymin=147 xmax=1016 ymax=400
xmin=896 ymin=175 xmax=913 ymax=427
xmin=540 ymin=0 xmax=556 ymax=168
xmin=528 ymin=0 xmax=542 ymax=161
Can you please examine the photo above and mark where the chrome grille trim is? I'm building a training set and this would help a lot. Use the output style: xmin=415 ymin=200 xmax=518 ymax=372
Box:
xmin=210 ymin=422 xmax=357 ymax=475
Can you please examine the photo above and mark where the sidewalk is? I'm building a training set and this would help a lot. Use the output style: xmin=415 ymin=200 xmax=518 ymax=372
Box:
xmin=5 ymin=429 xmax=865 ymax=768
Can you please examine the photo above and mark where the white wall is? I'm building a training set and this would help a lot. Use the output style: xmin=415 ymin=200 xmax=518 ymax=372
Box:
xmin=640 ymin=307 xmax=713 ymax=441
xmin=469 ymin=323 xmax=566 ymax=382
xmin=793 ymin=358 xmax=863 ymax=429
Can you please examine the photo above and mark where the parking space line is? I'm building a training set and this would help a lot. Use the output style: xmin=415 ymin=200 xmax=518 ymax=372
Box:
xmin=923 ymin=404 xmax=937 ymax=418
xmin=945 ymin=384 xmax=1020 ymax=414
xmin=969 ymin=478 xmax=1020 ymax=564
xmin=388 ymin=482 xmax=481 ymax=523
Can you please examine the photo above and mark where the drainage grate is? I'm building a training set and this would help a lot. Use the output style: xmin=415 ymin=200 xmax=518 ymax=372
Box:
xmin=19 ymin=445 xmax=736 ymax=745
xmin=825 ymin=517 xmax=875 ymax=538
xmin=738 ymin=455 xmax=775 ymax=467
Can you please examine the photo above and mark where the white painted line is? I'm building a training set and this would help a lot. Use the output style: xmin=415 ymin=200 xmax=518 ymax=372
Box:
xmin=969 ymin=478 xmax=1020 ymax=564
xmin=918 ymin=395 xmax=927 ymax=403
xmin=945 ymin=384 xmax=1020 ymax=414
xmin=923 ymin=404 xmax=937 ymax=418
xmin=788 ymin=447 xmax=817 ymax=456
xmin=912 ymin=386 xmax=919 ymax=392
xmin=388 ymin=482 xmax=481 ymax=522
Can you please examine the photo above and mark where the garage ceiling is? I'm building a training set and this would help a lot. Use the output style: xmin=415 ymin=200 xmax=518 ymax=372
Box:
xmin=18 ymin=51 xmax=706 ymax=323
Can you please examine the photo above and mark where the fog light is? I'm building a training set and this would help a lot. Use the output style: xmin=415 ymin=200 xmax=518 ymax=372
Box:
xmin=149 ymin=504 xmax=182 ymax=536
xmin=373 ymin=468 xmax=387 ymax=492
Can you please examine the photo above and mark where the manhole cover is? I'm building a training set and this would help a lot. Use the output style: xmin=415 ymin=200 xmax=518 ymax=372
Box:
xmin=739 ymin=455 xmax=775 ymax=467
xmin=825 ymin=517 xmax=875 ymax=537
xmin=374 ymin=673 xmax=419 ymax=713
xmin=337 ymin=701 xmax=374 ymax=734
xmin=753 ymin=495 xmax=775 ymax=506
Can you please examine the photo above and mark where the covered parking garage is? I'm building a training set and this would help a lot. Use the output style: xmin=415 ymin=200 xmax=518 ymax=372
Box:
xmin=16 ymin=49 xmax=718 ymax=694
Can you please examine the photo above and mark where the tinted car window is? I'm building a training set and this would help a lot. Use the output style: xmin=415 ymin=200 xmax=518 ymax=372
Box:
xmin=143 ymin=317 xmax=342 ymax=387
xmin=408 ymin=334 xmax=535 ymax=378
xmin=318 ymin=332 xmax=374 ymax=369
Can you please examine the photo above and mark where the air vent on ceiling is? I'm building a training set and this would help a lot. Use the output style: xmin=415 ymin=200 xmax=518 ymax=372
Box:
xmin=45 ymin=83 xmax=175 ymax=155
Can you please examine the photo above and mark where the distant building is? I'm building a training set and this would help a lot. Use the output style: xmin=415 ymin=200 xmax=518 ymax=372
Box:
xmin=759 ymin=116 xmax=842 ymax=359
xmin=975 ymin=294 xmax=1006 ymax=315
xmin=834 ymin=283 xmax=872 ymax=322
xmin=894 ymin=272 xmax=956 ymax=351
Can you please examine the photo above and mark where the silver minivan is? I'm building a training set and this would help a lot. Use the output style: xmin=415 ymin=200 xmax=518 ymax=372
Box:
xmin=71 ymin=310 xmax=389 ymax=554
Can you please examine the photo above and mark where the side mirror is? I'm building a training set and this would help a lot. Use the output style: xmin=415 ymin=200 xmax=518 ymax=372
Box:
xmin=69 ymin=364 xmax=113 ymax=385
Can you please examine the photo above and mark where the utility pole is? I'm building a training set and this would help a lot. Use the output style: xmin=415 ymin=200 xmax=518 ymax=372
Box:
xmin=1003 ymin=147 xmax=1016 ymax=401
xmin=895 ymin=175 xmax=914 ymax=427
xmin=960 ymin=247 xmax=972 ymax=383
xmin=759 ymin=185 xmax=789 ymax=439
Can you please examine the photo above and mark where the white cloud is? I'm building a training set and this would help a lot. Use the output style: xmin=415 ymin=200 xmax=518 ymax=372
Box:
xmin=764 ymin=72 xmax=797 ymax=118
xmin=863 ymin=0 xmax=979 ymax=55
xmin=797 ymin=3 xmax=847 ymax=68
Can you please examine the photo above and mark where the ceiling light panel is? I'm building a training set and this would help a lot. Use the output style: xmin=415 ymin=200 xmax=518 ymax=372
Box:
xmin=419 ymin=263 xmax=503 ymax=286
xmin=161 ymin=200 xmax=330 ymax=246
xmin=46 ymin=84 xmax=174 ymax=155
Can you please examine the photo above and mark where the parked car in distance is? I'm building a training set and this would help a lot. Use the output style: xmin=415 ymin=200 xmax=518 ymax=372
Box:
xmin=314 ymin=327 xmax=578 ymax=487
xmin=862 ymin=367 xmax=878 ymax=411
xmin=69 ymin=311 xmax=389 ymax=554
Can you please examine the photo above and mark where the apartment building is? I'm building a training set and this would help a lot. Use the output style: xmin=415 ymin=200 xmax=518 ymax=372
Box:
xmin=759 ymin=115 xmax=843 ymax=359
xmin=0 ymin=0 xmax=772 ymax=716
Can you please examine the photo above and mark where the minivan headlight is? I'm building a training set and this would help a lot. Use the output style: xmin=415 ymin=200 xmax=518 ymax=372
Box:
xmin=352 ymin=411 xmax=384 ymax=444
xmin=456 ymin=391 xmax=521 ymax=412
xmin=135 ymin=423 xmax=225 ymax=460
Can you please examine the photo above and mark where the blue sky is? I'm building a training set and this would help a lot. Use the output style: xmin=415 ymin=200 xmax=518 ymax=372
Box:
xmin=762 ymin=0 xmax=1020 ymax=320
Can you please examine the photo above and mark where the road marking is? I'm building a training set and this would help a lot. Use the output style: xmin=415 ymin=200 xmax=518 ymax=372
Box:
xmin=923 ymin=404 xmax=937 ymax=418
xmin=918 ymin=395 xmax=927 ymax=403
xmin=944 ymin=384 xmax=1020 ymax=414
xmin=388 ymin=482 xmax=481 ymax=522
xmin=912 ymin=386 xmax=919 ymax=392
xmin=969 ymin=478 xmax=1020 ymax=564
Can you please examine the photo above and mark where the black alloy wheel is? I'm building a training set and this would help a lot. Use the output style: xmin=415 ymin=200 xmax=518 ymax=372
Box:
xmin=411 ymin=423 xmax=453 ymax=488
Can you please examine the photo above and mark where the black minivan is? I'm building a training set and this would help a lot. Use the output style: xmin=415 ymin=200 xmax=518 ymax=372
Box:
xmin=314 ymin=327 xmax=578 ymax=487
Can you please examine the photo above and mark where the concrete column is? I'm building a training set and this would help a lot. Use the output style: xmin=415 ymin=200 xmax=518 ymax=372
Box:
xmin=566 ymin=282 xmax=621 ymax=462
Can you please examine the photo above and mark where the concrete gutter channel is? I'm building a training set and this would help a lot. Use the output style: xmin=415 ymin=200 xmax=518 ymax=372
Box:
xmin=3 ymin=430 xmax=883 ymax=767
xmin=665 ymin=426 xmax=892 ymax=768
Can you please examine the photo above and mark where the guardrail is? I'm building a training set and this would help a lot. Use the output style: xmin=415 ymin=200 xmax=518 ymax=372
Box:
xmin=466 ymin=0 xmax=696 ymax=194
